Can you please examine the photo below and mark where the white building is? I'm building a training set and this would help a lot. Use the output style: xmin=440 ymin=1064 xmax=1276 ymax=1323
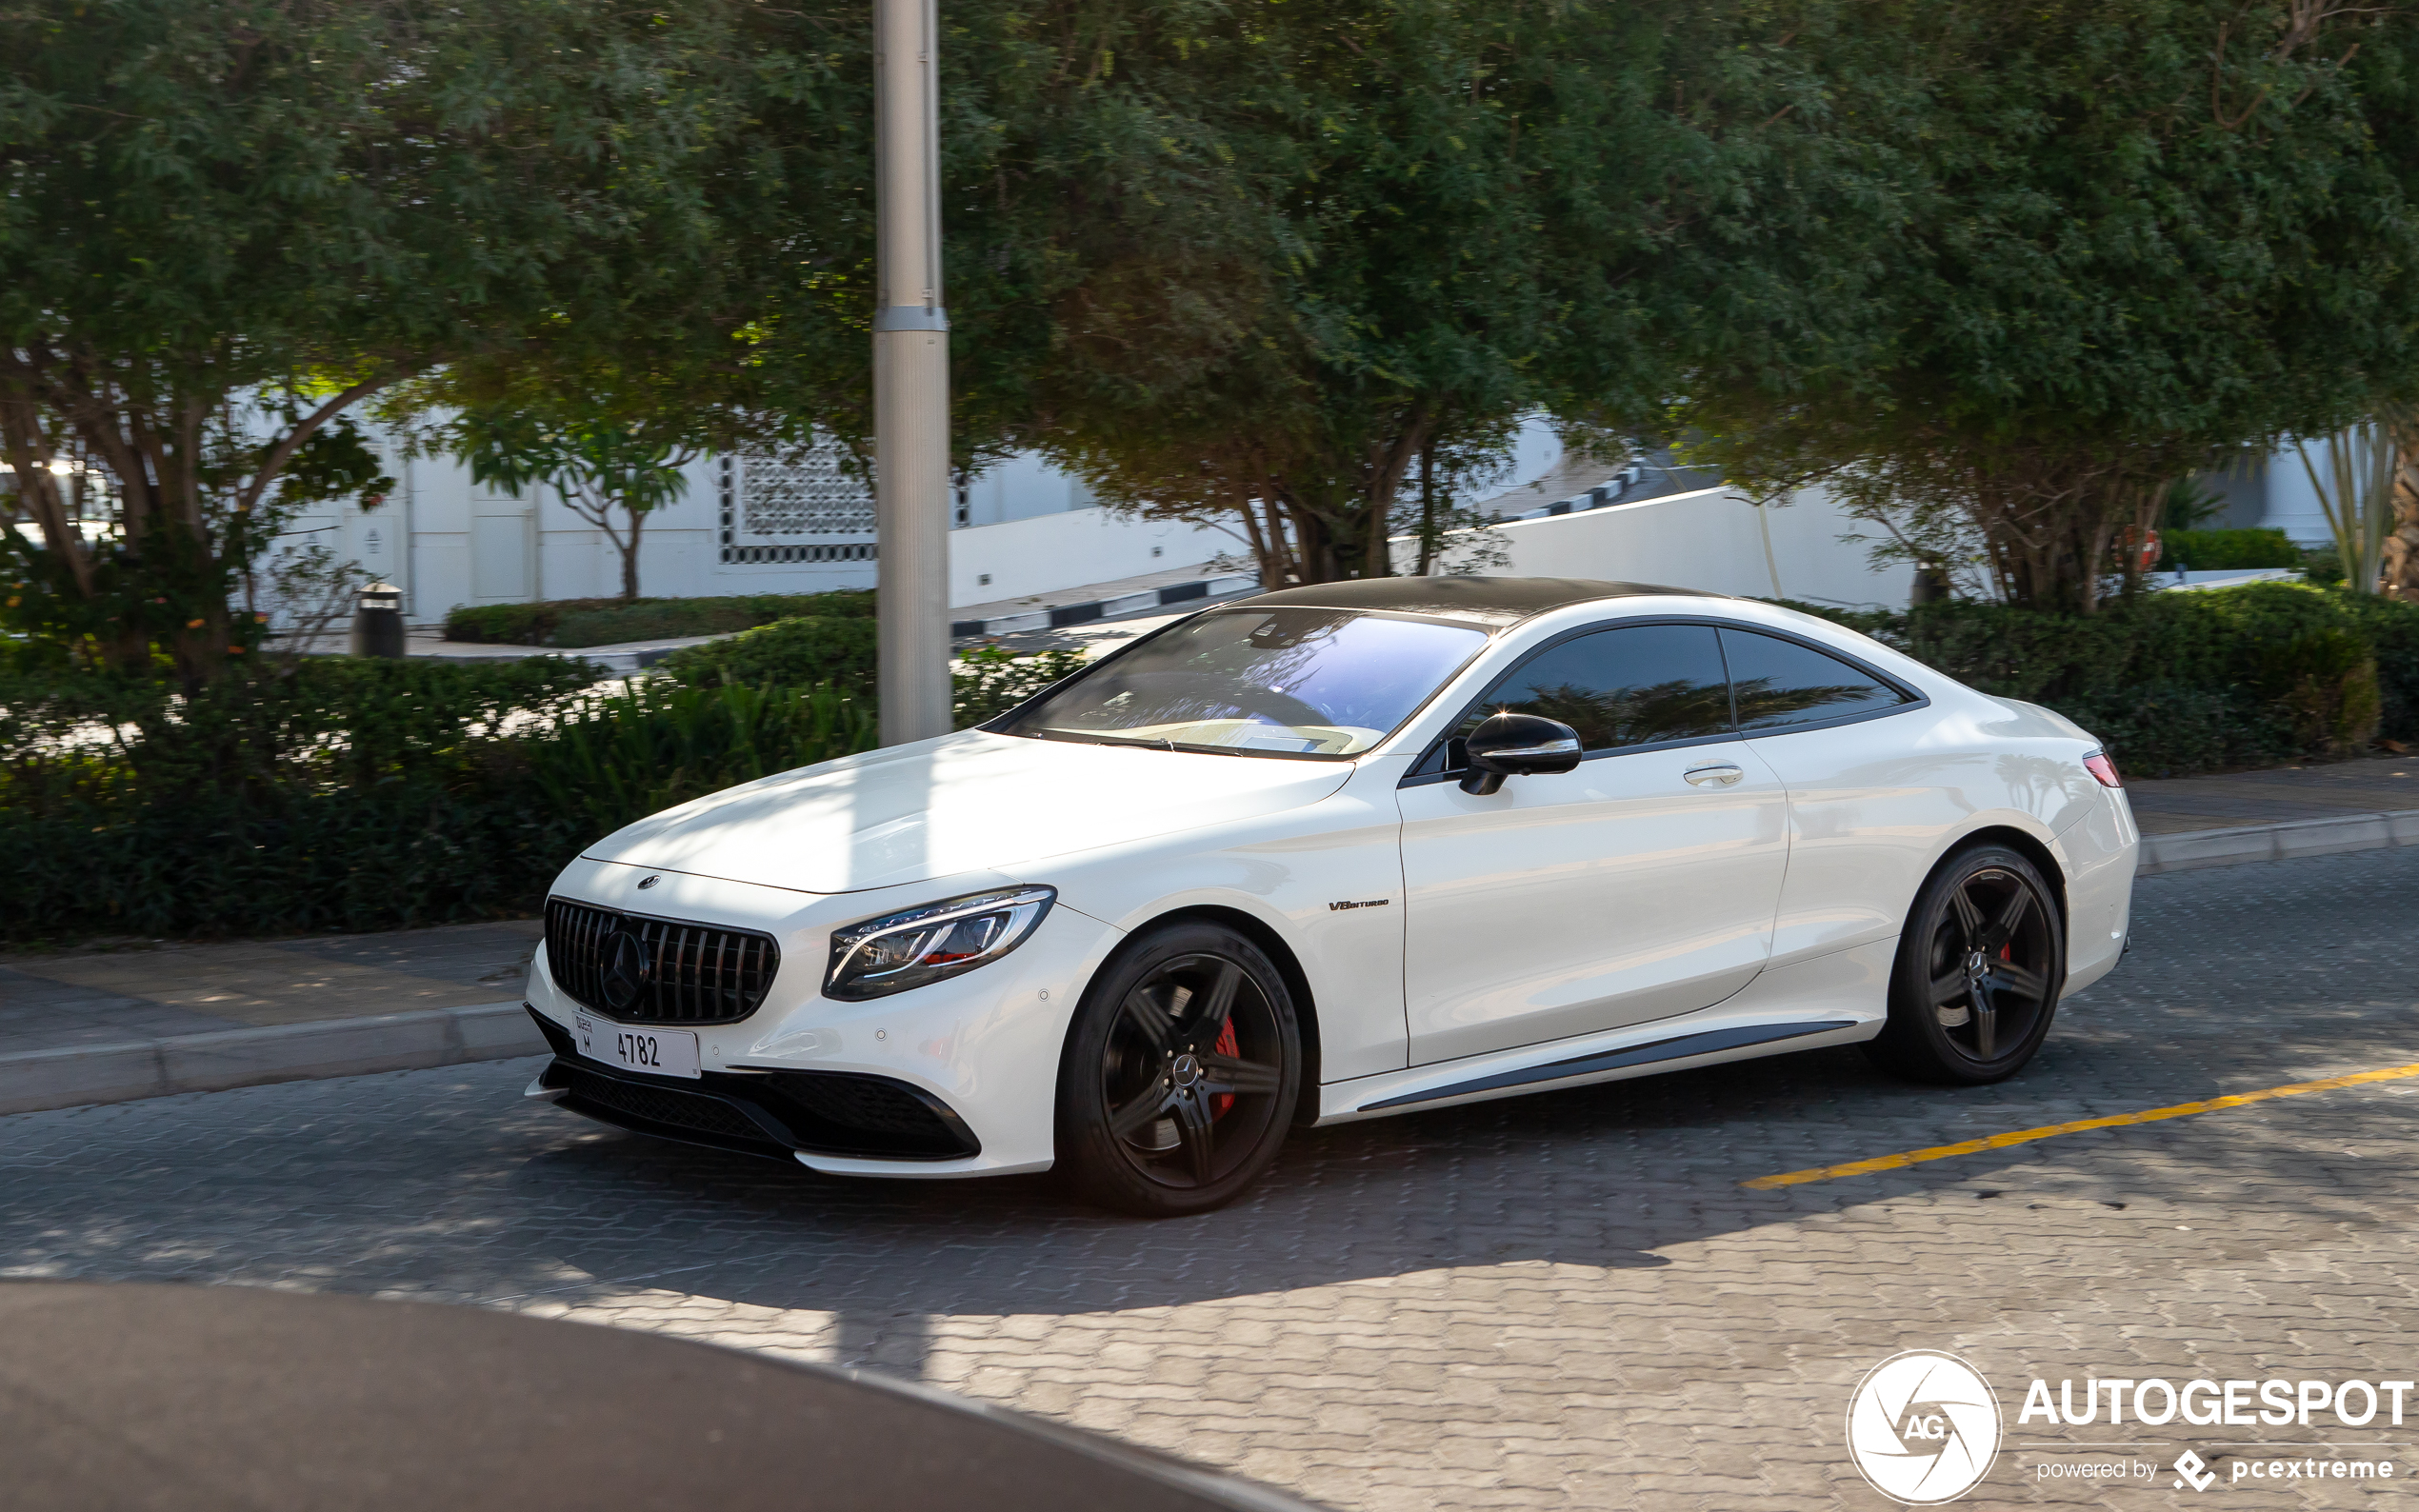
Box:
xmin=279 ymin=437 xmax=1240 ymax=627
xmin=263 ymin=416 xmax=1929 ymax=629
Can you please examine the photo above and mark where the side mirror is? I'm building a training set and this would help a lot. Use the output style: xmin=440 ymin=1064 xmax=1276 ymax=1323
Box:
xmin=1458 ymin=712 xmax=1583 ymax=795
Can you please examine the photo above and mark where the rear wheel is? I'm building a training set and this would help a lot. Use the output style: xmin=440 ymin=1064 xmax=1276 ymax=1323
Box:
xmin=1055 ymin=923 xmax=1301 ymax=1217
xmin=1865 ymin=844 xmax=2065 ymax=1084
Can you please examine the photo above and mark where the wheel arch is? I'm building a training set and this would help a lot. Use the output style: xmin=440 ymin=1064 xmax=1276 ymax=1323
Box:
xmin=1938 ymin=824 xmax=2069 ymax=929
xmin=1093 ymin=904 xmax=1325 ymax=1124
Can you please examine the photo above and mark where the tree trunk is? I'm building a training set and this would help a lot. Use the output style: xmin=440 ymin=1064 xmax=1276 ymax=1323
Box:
xmin=621 ymin=506 xmax=644 ymax=601
xmin=1416 ymin=438 xmax=1437 ymax=577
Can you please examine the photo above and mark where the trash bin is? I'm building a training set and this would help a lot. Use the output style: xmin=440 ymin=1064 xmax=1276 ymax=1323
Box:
xmin=350 ymin=582 xmax=406 ymax=659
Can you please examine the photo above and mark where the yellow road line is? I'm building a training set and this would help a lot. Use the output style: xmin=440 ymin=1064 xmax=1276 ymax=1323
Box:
xmin=1741 ymin=1061 xmax=2419 ymax=1189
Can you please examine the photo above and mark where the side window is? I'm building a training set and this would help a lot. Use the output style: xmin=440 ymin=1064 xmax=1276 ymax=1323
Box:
xmin=1720 ymin=627 xmax=1912 ymax=732
xmin=1461 ymin=624 xmax=1733 ymax=753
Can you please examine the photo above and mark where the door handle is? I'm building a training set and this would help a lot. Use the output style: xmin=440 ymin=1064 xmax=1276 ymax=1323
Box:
xmin=1684 ymin=763 xmax=1745 ymax=787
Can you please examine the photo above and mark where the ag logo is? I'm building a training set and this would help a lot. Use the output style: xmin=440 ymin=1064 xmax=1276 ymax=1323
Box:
xmin=1846 ymin=1350 xmax=2001 ymax=1504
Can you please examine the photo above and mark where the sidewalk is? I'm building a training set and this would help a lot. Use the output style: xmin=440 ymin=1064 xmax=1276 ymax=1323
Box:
xmin=0 ymin=921 xmax=543 ymax=1115
xmin=5 ymin=754 xmax=2416 ymax=1117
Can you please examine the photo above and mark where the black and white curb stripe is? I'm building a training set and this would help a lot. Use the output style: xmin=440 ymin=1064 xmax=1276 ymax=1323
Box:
xmin=951 ymin=573 xmax=1258 ymax=640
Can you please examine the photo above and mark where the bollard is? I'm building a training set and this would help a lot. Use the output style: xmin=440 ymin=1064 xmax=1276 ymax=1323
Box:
xmin=350 ymin=582 xmax=406 ymax=659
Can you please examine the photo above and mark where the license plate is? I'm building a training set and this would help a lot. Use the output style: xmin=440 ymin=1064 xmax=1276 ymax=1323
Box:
xmin=574 ymin=1012 xmax=700 ymax=1080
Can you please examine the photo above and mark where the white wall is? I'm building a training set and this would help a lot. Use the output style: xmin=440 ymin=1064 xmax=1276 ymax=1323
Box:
xmin=1395 ymin=482 xmax=1911 ymax=610
xmin=2258 ymin=445 xmax=2335 ymax=547
xmin=950 ymin=508 xmax=1234 ymax=607
xmin=276 ymin=437 xmax=1238 ymax=627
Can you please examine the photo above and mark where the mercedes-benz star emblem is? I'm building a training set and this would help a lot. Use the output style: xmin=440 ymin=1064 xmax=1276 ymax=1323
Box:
xmin=1170 ymin=1053 xmax=1203 ymax=1088
xmin=601 ymin=929 xmax=650 ymax=1011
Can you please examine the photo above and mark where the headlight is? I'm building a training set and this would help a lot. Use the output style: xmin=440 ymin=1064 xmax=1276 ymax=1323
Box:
xmin=824 ymin=885 xmax=1057 ymax=1002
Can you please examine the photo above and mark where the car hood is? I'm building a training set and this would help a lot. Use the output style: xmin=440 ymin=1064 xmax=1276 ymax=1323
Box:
xmin=584 ymin=729 xmax=1356 ymax=895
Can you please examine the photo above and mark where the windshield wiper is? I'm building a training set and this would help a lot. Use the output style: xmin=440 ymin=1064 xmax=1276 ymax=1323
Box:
xmin=1056 ymin=731 xmax=1248 ymax=756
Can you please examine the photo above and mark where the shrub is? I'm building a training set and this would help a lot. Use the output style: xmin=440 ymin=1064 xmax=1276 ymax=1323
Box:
xmin=953 ymin=646 xmax=1090 ymax=726
xmin=2253 ymin=628 xmax=2380 ymax=754
xmin=442 ymin=590 xmax=874 ymax=648
xmin=0 ymin=632 xmax=1097 ymax=941
xmin=0 ymin=660 xmax=877 ymax=943
xmin=2155 ymin=528 xmax=2304 ymax=571
xmin=519 ymin=680 xmax=876 ymax=840
xmin=1869 ymin=581 xmax=2417 ymax=775
xmin=656 ymin=615 xmax=880 ymax=695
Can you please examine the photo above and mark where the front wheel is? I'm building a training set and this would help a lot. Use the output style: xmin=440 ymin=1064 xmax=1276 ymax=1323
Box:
xmin=1055 ymin=923 xmax=1302 ymax=1217
xmin=1864 ymin=844 xmax=2065 ymax=1084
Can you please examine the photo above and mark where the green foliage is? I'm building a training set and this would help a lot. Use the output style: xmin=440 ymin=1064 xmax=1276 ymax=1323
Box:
xmin=2157 ymin=479 xmax=2229 ymax=533
xmin=1038 ymin=0 xmax=1849 ymax=586
xmin=2156 ymin=529 xmax=2305 ymax=572
xmin=951 ymin=647 xmax=1090 ymax=728
xmin=443 ymin=591 xmax=873 ymax=648
xmin=657 ymin=616 xmax=881 ymax=697
xmin=0 ymin=0 xmax=804 ymax=681
xmin=1866 ymin=582 xmax=2416 ymax=774
xmin=0 ymin=658 xmax=876 ymax=943
xmin=2252 ymin=628 xmax=2381 ymax=754
xmin=519 ymin=681 xmax=877 ymax=843
xmin=0 ymin=630 xmax=1089 ymax=940
xmin=657 ymin=620 xmax=1086 ymax=728
xmin=428 ymin=409 xmax=700 ymax=601
xmin=1682 ymin=0 xmax=2419 ymax=612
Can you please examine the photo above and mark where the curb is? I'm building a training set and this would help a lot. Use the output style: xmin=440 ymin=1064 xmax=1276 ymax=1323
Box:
xmin=2134 ymin=810 xmax=2419 ymax=875
xmin=0 ymin=1001 xmax=547 ymax=1118
xmin=951 ymin=573 xmax=1258 ymax=640
xmin=4 ymin=814 xmax=2414 ymax=1120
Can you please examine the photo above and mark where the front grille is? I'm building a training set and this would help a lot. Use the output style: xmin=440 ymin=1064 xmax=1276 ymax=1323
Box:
xmin=554 ymin=1063 xmax=781 ymax=1148
xmin=545 ymin=896 xmax=779 ymax=1025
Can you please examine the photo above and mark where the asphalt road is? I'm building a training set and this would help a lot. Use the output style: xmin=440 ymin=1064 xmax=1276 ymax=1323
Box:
xmin=3 ymin=850 xmax=2416 ymax=1510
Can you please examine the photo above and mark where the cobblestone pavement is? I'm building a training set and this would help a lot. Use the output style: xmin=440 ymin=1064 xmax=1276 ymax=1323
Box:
xmin=3 ymin=851 xmax=2417 ymax=1510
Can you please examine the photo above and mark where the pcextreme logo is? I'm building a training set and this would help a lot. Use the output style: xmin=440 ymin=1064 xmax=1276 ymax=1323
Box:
xmin=1846 ymin=1350 xmax=2003 ymax=1505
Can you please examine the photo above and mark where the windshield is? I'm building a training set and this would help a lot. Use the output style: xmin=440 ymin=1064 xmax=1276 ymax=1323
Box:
xmin=997 ymin=607 xmax=1489 ymax=758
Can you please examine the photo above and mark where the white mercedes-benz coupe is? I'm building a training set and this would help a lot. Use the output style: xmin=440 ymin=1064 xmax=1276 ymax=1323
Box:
xmin=521 ymin=577 xmax=2137 ymax=1215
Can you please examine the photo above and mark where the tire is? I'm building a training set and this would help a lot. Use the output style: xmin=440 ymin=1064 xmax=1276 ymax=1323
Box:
xmin=1864 ymin=844 xmax=2066 ymax=1085
xmin=1055 ymin=922 xmax=1303 ymax=1217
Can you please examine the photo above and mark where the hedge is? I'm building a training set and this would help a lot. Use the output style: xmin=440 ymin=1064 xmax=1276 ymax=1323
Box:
xmin=442 ymin=589 xmax=874 ymax=649
xmin=0 ymin=637 xmax=1086 ymax=944
xmin=2154 ymin=527 xmax=2305 ymax=571
xmin=14 ymin=579 xmax=2414 ymax=943
xmin=655 ymin=614 xmax=880 ymax=695
xmin=1801 ymin=581 xmax=2417 ymax=776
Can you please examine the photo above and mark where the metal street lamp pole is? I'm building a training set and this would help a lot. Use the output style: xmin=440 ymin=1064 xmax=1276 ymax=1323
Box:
xmin=873 ymin=0 xmax=952 ymax=746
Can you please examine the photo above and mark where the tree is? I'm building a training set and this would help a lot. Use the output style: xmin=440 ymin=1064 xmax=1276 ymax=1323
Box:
xmin=439 ymin=410 xmax=699 ymax=602
xmin=1011 ymin=0 xmax=1905 ymax=587
xmin=0 ymin=0 xmax=773 ymax=681
xmin=1679 ymin=0 xmax=2419 ymax=613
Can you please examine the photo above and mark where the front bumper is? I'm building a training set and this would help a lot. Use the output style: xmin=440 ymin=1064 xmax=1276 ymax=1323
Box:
xmin=525 ymin=858 xmax=1125 ymax=1177
xmin=526 ymin=1009 xmax=982 ymax=1163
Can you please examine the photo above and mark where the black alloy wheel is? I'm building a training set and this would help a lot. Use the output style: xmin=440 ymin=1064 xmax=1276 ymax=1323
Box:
xmin=1056 ymin=923 xmax=1302 ymax=1217
xmin=1866 ymin=844 xmax=2066 ymax=1084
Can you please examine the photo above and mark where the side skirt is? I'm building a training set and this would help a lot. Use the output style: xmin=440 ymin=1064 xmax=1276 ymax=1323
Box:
xmin=1316 ymin=936 xmax=1895 ymax=1124
xmin=1358 ymin=1019 xmax=1857 ymax=1113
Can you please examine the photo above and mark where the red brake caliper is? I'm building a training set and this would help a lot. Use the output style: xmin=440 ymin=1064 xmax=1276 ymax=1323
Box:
xmin=1212 ymin=1018 xmax=1238 ymax=1118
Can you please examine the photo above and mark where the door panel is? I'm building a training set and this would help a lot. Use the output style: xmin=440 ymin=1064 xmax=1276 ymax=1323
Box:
xmin=1713 ymin=627 xmax=1934 ymax=965
xmin=1399 ymin=743 xmax=1790 ymax=1064
xmin=1397 ymin=621 xmax=1790 ymax=1065
xmin=470 ymin=490 xmax=533 ymax=603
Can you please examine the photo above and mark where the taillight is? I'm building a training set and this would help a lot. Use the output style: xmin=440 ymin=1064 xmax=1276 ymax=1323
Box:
xmin=2083 ymin=751 xmax=2122 ymax=788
